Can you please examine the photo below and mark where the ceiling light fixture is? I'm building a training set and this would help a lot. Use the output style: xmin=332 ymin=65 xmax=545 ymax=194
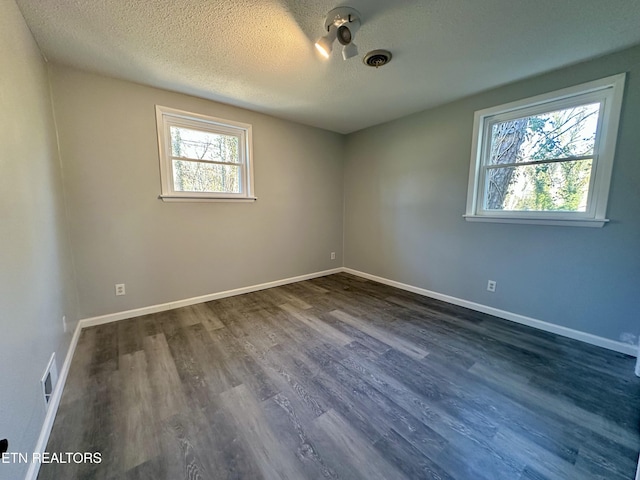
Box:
xmin=315 ymin=7 xmax=361 ymax=61
xmin=315 ymin=25 xmax=337 ymax=59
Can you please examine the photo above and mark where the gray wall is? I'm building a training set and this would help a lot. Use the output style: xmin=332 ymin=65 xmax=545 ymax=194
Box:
xmin=344 ymin=45 xmax=640 ymax=344
xmin=0 ymin=2 xmax=79 ymax=479
xmin=49 ymin=66 xmax=344 ymax=319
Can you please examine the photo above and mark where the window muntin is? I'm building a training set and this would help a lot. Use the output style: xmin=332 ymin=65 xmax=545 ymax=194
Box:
xmin=465 ymin=74 xmax=625 ymax=227
xmin=483 ymin=102 xmax=600 ymax=213
xmin=156 ymin=106 xmax=254 ymax=201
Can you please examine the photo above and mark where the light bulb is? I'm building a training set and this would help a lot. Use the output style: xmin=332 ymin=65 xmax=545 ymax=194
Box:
xmin=314 ymin=26 xmax=337 ymax=59
xmin=342 ymin=42 xmax=358 ymax=60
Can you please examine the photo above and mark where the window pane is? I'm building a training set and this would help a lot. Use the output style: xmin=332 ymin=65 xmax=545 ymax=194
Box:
xmin=485 ymin=159 xmax=592 ymax=212
xmin=172 ymin=160 xmax=241 ymax=193
xmin=170 ymin=126 xmax=240 ymax=163
xmin=489 ymin=103 xmax=600 ymax=166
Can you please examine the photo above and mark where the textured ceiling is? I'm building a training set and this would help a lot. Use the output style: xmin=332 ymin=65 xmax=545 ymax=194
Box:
xmin=15 ymin=0 xmax=640 ymax=133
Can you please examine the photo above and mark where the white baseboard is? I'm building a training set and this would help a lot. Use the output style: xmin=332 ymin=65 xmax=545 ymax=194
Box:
xmin=24 ymin=267 xmax=340 ymax=480
xmin=343 ymin=268 xmax=638 ymax=357
xmin=79 ymin=268 xmax=343 ymax=329
xmin=25 ymin=322 xmax=83 ymax=480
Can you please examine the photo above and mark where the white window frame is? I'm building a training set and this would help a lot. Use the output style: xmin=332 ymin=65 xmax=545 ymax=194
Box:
xmin=464 ymin=73 xmax=626 ymax=227
xmin=155 ymin=105 xmax=255 ymax=202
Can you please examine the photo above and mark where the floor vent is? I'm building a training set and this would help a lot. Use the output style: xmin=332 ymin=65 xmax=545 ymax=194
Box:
xmin=41 ymin=354 xmax=58 ymax=408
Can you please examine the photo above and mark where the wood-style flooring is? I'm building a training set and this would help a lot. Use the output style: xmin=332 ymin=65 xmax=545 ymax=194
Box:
xmin=39 ymin=273 xmax=640 ymax=479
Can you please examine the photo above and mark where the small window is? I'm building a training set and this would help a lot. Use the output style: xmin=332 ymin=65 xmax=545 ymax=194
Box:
xmin=156 ymin=106 xmax=255 ymax=202
xmin=465 ymin=74 xmax=625 ymax=227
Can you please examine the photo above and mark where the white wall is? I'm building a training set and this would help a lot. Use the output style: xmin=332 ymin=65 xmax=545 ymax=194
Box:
xmin=49 ymin=66 xmax=345 ymax=319
xmin=344 ymin=45 xmax=640 ymax=345
xmin=0 ymin=2 xmax=79 ymax=479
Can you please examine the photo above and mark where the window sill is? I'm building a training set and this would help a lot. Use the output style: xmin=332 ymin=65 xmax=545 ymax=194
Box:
xmin=463 ymin=215 xmax=608 ymax=228
xmin=159 ymin=195 xmax=257 ymax=203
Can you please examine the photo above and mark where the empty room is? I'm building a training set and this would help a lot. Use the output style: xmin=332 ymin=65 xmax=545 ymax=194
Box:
xmin=2 ymin=0 xmax=640 ymax=479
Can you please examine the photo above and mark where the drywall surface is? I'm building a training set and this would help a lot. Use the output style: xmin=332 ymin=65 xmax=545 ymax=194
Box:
xmin=49 ymin=66 xmax=344 ymax=318
xmin=344 ymin=45 xmax=640 ymax=345
xmin=0 ymin=2 xmax=78 ymax=479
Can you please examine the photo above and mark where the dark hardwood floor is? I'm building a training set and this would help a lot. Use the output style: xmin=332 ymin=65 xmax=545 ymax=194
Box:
xmin=39 ymin=273 xmax=640 ymax=479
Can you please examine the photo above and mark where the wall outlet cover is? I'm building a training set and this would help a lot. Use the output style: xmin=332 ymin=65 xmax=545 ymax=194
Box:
xmin=620 ymin=332 xmax=637 ymax=345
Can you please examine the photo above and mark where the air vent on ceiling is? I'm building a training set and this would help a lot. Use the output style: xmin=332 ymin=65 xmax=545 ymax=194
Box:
xmin=363 ymin=50 xmax=392 ymax=68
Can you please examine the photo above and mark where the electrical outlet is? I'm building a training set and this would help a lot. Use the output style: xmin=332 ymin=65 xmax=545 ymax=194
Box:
xmin=487 ymin=280 xmax=497 ymax=292
xmin=330 ymin=252 xmax=336 ymax=260
xmin=115 ymin=284 xmax=126 ymax=296
xmin=62 ymin=315 xmax=67 ymax=333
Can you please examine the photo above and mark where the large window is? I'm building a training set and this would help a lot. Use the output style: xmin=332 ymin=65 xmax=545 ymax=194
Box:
xmin=156 ymin=106 xmax=255 ymax=201
xmin=465 ymin=74 xmax=625 ymax=227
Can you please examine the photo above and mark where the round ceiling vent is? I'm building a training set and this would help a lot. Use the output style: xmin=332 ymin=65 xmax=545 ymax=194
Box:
xmin=363 ymin=50 xmax=392 ymax=68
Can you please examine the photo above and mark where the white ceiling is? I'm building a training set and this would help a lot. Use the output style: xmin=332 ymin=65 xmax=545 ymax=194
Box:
xmin=15 ymin=0 xmax=640 ymax=133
